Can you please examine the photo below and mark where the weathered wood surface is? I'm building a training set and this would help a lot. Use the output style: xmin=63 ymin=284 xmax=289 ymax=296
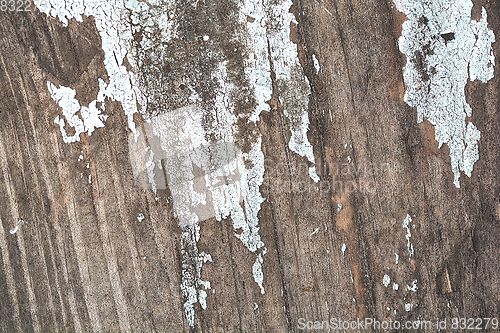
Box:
xmin=1 ymin=0 xmax=500 ymax=332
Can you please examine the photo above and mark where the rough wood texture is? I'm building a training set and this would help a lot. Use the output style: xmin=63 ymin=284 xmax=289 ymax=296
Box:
xmin=1 ymin=0 xmax=500 ymax=332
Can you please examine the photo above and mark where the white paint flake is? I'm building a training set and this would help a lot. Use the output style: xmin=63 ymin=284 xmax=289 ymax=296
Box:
xmin=137 ymin=213 xmax=145 ymax=222
xmin=395 ymin=253 xmax=399 ymax=265
xmin=403 ymin=214 xmax=414 ymax=260
xmin=393 ymin=283 xmax=399 ymax=291
xmin=341 ymin=243 xmax=346 ymax=257
xmin=405 ymin=303 xmax=414 ymax=312
xmin=383 ymin=274 xmax=391 ymax=287
xmin=312 ymin=54 xmax=320 ymax=74
xmin=407 ymin=280 xmax=418 ymax=292
xmin=337 ymin=203 xmax=343 ymax=212
xmin=394 ymin=0 xmax=495 ymax=187
xmin=252 ymin=252 xmax=265 ymax=294
xmin=9 ymin=219 xmax=24 ymax=235
xmin=48 ymin=81 xmax=109 ymax=143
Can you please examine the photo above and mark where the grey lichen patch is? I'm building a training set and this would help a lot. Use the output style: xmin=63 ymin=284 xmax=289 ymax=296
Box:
xmin=125 ymin=0 xmax=220 ymax=116
xmin=124 ymin=0 xmax=260 ymax=150
xmin=394 ymin=0 xmax=495 ymax=187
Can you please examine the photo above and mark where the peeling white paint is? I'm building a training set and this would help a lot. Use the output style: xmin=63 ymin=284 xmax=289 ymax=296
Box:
xmin=130 ymin=103 xmax=267 ymax=322
xmin=393 ymin=283 xmax=399 ymax=291
xmin=341 ymin=243 xmax=346 ymax=257
xmin=312 ymin=54 xmax=320 ymax=74
xmin=252 ymin=253 xmax=265 ymax=294
xmin=48 ymin=81 xmax=108 ymax=143
xmin=383 ymin=274 xmax=391 ymax=287
xmin=180 ymin=226 xmax=213 ymax=327
xmin=395 ymin=253 xmax=399 ymax=265
xmin=37 ymin=0 xmax=143 ymax=139
xmin=407 ymin=280 xmax=418 ymax=292
xmin=38 ymin=0 xmax=321 ymax=327
xmin=266 ymin=0 xmax=319 ymax=183
xmin=137 ymin=213 xmax=145 ymax=222
xmin=9 ymin=219 xmax=24 ymax=235
xmin=405 ymin=303 xmax=414 ymax=312
xmin=403 ymin=214 xmax=414 ymax=260
xmin=394 ymin=0 xmax=495 ymax=187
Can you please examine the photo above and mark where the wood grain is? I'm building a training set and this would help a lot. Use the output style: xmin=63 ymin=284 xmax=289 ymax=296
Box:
xmin=1 ymin=0 xmax=500 ymax=332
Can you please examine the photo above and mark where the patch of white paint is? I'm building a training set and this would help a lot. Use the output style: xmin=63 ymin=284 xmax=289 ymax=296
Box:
xmin=9 ymin=219 xmax=24 ymax=235
xmin=180 ymin=226 xmax=213 ymax=327
xmin=393 ymin=283 xmax=399 ymax=291
xmin=312 ymin=54 xmax=320 ymax=74
xmin=252 ymin=253 xmax=265 ymax=294
xmin=337 ymin=204 xmax=343 ymax=212
xmin=341 ymin=243 xmax=346 ymax=257
xmin=395 ymin=253 xmax=399 ymax=265
xmin=137 ymin=213 xmax=145 ymax=222
xmin=48 ymin=81 xmax=109 ymax=143
xmin=253 ymin=302 xmax=258 ymax=310
xmin=405 ymin=303 xmax=413 ymax=312
xmin=383 ymin=274 xmax=391 ymax=287
xmin=403 ymin=214 xmax=414 ymax=260
xmin=407 ymin=280 xmax=418 ymax=292
xmin=393 ymin=0 xmax=495 ymax=187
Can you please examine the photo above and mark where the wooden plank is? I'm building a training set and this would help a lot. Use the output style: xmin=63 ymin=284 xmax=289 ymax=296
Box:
xmin=0 ymin=0 xmax=500 ymax=331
